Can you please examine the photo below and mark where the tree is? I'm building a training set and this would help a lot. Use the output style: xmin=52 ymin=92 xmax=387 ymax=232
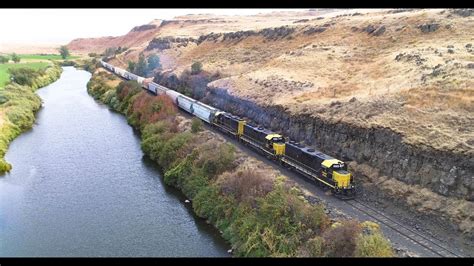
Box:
xmin=11 ymin=53 xmax=20 ymax=63
xmin=127 ymin=61 xmax=136 ymax=73
xmin=0 ymin=55 xmax=9 ymax=64
xmin=59 ymin=46 xmax=70 ymax=59
xmin=104 ymin=47 xmax=117 ymax=58
xmin=191 ymin=61 xmax=203 ymax=75
xmin=135 ymin=53 xmax=147 ymax=76
xmin=147 ymin=54 xmax=162 ymax=74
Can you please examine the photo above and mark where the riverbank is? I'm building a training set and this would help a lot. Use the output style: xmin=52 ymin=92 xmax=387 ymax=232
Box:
xmin=86 ymin=67 xmax=394 ymax=257
xmin=0 ymin=64 xmax=62 ymax=173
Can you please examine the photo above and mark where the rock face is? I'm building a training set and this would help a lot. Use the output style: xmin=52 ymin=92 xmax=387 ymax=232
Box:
xmin=196 ymin=26 xmax=296 ymax=45
xmin=131 ymin=24 xmax=157 ymax=32
xmin=204 ymin=88 xmax=473 ymax=202
xmin=146 ymin=37 xmax=196 ymax=51
xmin=452 ymin=9 xmax=474 ymax=17
xmin=418 ymin=23 xmax=440 ymax=33
xmin=362 ymin=25 xmax=386 ymax=36
xmin=153 ymin=72 xmax=474 ymax=201
xmin=303 ymin=26 xmax=328 ymax=35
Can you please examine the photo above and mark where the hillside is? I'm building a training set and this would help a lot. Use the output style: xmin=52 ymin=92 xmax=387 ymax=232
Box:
xmin=68 ymin=8 xmax=474 ymax=239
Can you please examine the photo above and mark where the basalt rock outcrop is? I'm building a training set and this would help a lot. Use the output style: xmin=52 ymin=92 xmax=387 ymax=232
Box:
xmin=153 ymin=72 xmax=473 ymax=202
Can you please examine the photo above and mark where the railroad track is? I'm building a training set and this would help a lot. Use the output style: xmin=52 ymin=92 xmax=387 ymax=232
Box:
xmin=206 ymin=117 xmax=465 ymax=257
xmin=100 ymin=65 xmax=467 ymax=257
xmin=346 ymin=199 xmax=463 ymax=257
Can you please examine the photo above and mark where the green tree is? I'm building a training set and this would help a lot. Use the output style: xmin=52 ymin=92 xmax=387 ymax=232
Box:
xmin=59 ymin=46 xmax=70 ymax=59
xmin=11 ymin=53 xmax=20 ymax=63
xmin=127 ymin=61 xmax=136 ymax=73
xmin=0 ymin=55 xmax=9 ymax=64
xmin=135 ymin=53 xmax=147 ymax=76
xmin=104 ymin=47 xmax=117 ymax=58
xmin=191 ymin=61 xmax=202 ymax=75
xmin=147 ymin=54 xmax=161 ymax=74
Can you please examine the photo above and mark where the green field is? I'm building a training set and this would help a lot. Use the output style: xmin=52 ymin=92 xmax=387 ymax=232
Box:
xmin=0 ymin=62 xmax=51 ymax=87
xmin=19 ymin=54 xmax=79 ymax=60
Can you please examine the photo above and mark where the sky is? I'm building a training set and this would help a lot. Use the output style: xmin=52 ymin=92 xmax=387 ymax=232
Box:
xmin=0 ymin=9 xmax=303 ymax=45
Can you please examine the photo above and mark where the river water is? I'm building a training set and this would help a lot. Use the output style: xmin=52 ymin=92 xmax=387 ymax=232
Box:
xmin=0 ymin=67 xmax=229 ymax=257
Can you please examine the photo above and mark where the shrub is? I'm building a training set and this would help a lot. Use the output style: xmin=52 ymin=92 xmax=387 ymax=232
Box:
xmin=164 ymin=152 xmax=196 ymax=187
xmin=194 ymin=142 xmax=235 ymax=177
xmin=191 ymin=117 xmax=203 ymax=133
xmin=0 ymin=55 xmax=9 ymax=63
xmin=354 ymin=231 xmax=394 ymax=257
xmin=191 ymin=61 xmax=203 ymax=74
xmin=322 ymin=220 xmax=362 ymax=257
xmin=0 ymin=159 xmax=12 ymax=172
xmin=129 ymin=93 xmax=177 ymax=128
xmin=11 ymin=53 xmax=20 ymax=63
xmin=142 ymin=120 xmax=173 ymax=140
xmin=219 ymin=169 xmax=274 ymax=204
xmin=8 ymin=67 xmax=46 ymax=87
xmin=158 ymin=132 xmax=193 ymax=169
xmin=307 ymin=236 xmax=324 ymax=256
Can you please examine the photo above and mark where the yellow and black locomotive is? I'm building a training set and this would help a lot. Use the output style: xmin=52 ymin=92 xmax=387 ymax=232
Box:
xmin=213 ymin=111 xmax=355 ymax=199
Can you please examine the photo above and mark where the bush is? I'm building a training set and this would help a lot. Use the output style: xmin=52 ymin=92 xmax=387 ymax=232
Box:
xmin=158 ymin=132 xmax=193 ymax=169
xmin=191 ymin=117 xmax=203 ymax=133
xmin=191 ymin=61 xmax=203 ymax=75
xmin=302 ymin=236 xmax=324 ymax=257
xmin=354 ymin=231 xmax=394 ymax=257
xmin=322 ymin=220 xmax=362 ymax=257
xmin=194 ymin=142 xmax=235 ymax=177
xmin=11 ymin=53 xmax=20 ymax=63
xmin=128 ymin=93 xmax=177 ymax=128
xmin=8 ymin=67 xmax=46 ymax=87
xmin=142 ymin=120 xmax=173 ymax=140
xmin=164 ymin=152 xmax=196 ymax=187
xmin=219 ymin=169 xmax=274 ymax=204
xmin=0 ymin=55 xmax=9 ymax=64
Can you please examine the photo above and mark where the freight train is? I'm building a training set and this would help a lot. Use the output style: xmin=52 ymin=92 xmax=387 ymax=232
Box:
xmin=100 ymin=60 xmax=355 ymax=199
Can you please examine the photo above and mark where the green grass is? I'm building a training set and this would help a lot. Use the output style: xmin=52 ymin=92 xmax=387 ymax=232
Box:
xmin=0 ymin=62 xmax=51 ymax=87
xmin=18 ymin=54 xmax=79 ymax=60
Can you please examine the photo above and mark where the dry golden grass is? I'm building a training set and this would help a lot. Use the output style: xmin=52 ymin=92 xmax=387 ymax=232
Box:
xmin=74 ymin=9 xmax=474 ymax=154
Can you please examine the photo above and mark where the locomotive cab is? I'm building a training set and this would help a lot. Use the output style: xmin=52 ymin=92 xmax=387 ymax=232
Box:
xmin=321 ymin=159 xmax=355 ymax=198
xmin=265 ymin=134 xmax=286 ymax=156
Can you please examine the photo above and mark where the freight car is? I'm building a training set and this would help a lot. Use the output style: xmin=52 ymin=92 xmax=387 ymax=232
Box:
xmin=99 ymin=60 xmax=355 ymax=198
xmin=176 ymin=94 xmax=220 ymax=124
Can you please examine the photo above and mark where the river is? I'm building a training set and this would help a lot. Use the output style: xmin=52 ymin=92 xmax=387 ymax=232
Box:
xmin=0 ymin=66 xmax=229 ymax=257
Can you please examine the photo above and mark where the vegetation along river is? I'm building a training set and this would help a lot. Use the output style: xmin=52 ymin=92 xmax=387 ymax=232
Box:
xmin=0 ymin=66 xmax=229 ymax=257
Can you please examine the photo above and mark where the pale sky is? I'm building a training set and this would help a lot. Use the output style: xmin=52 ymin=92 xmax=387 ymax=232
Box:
xmin=0 ymin=9 xmax=303 ymax=45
